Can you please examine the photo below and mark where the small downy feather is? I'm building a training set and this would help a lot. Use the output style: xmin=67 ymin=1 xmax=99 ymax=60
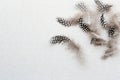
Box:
xmin=50 ymin=35 xmax=85 ymax=64
xmin=76 ymin=2 xmax=87 ymax=12
xmin=56 ymin=17 xmax=71 ymax=27
xmin=94 ymin=0 xmax=112 ymax=13
xmin=100 ymin=14 xmax=106 ymax=27
xmin=102 ymin=39 xmax=117 ymax=59
xmin=50 ymin=35 xmax=80 ymax=53
xmin=106 ymin=22 xmax=120 ymax=38
xmin=108 ymin=27 xmax=116 ymax=38
xmin=90 ymin=37 xmax=107 ymax=46
xmin=56 ymin=14 xmax=83 ymax=27
xmin=78 ymin=18 xmax=92 ymax=32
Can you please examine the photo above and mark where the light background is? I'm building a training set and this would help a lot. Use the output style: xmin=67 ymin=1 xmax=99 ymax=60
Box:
xmin=0 ymin=0 xmax=120 ymax=80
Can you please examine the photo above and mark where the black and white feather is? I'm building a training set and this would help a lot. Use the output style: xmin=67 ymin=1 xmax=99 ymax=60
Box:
xmin=106 ymin=23 xmax=120 ymax=38
xmin=108 ymin=27 xmax=116 ymax=38
xmin=78 ymin=18 xmax=92 ymax=32
xmin=50 ymin=35 xmax=80 ymax=53
xmin=76 ymin=2 xmax=87 ymax=12
xmin=56 ymin=17 xmax=71 ymax=27
xmin=91 ymin=37 xmax=107 ymax=46
xmin=100 ymin=14 xmax=106 ymax=27
xmin=94 ymin=0 xmax=112 ymax=13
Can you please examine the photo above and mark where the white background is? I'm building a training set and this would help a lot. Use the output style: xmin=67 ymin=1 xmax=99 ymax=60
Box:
xmin=0 ymin=0 xmax=120 ymax=80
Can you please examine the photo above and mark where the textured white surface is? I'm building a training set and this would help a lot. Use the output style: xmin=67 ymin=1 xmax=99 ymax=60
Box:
xmin=0 ymin=0 xmax=120 ymax=80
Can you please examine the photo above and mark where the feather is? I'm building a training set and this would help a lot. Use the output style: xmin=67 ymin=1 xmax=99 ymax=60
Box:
xmin=76 ymin=2 xmax=87 ymax=12
xmin=56 ymin=13 xmax=83 ymax=27
xmin=56 ymin=17 xmax=71 ymax=27
xmin=102 ymin=39 xmax=117 ymax=59
xmin=94 ymin=0 xmax=112 ymax=13
xmin=50 ymin=35 xmax=80 ymax=53
xmin=106 ymin=23 xmax=120 ymax=38
xmin=78 ymin=18 xmax=92 ymax=32
xmin=91 ymin=37 xmax=107 ymax=46
xmin=100 ymin=14 xmax=106 ymax=27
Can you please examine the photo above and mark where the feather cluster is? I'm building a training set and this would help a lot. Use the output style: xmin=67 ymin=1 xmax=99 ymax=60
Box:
xmin=50 ymin=0 xmax=120 ymax=60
